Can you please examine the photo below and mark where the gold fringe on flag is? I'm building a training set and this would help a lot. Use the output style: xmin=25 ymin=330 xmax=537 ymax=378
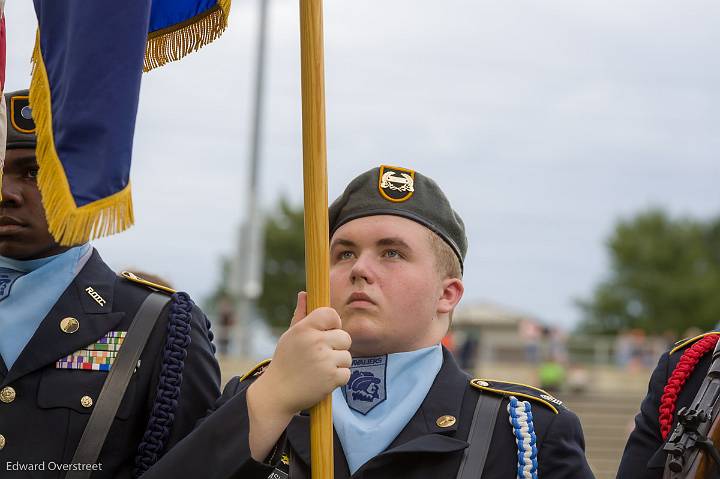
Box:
xmin=0 ymin=96 xmax=6 ymax=201
xmin=30 ymin=31 xmax=135 ymax=246
xmin=144 ymin=0 xmax=231 ymax=72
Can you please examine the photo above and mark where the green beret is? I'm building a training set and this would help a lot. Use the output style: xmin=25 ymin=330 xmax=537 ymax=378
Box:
xmin=4 ymin=89 xmax=36 ymax=150
xmin=329 ymin=165 xmax=467 ymax=269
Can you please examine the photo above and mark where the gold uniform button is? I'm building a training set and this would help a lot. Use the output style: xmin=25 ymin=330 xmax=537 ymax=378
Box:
xmin=81 ymin=395 xmax=93 ymax=408
xmin=0 ymin=434 xmax=5 ymax=450
xmin=0 ymin=387 xmax=16 ymax=403
xmin=60 ymin=317 xmax=80 ymax=334
xmin=436 ymin=415 xmax=457 ymax=428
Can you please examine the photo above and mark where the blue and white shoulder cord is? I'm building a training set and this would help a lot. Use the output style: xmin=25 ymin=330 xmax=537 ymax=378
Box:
xmin=507 ymin=396 xmax=539 ymax=479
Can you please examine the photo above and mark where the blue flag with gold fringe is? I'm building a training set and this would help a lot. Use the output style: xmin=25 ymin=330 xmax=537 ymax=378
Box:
xmin=24 ymin=0 xmax=230 ymax=246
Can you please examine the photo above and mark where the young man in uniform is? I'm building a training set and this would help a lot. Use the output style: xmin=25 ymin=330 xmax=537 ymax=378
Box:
xmin=617 ymin=331 xmax=720 ymax=478
xmin=145 ymin=165 xmax=594 ymax=478
xmin=0 ymin=90 xmax=221 ymax=477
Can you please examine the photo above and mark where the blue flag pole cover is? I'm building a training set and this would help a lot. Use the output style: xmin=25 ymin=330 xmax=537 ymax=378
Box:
xmin=27 ymin=0 xmax=231 ymax=246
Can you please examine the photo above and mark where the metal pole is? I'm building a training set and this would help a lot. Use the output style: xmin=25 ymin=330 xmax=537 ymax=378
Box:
xmin=232 ymin=0 xmax=270 ymax=358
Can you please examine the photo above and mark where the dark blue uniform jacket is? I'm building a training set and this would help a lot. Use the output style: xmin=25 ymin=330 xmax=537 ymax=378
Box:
xmin=0 ymin=249 xmax=221 ymax=477
xmin=144 ymin=347 xmax=594 ymax=479
xmin=617 ymin=337 xmax=720 ymax=479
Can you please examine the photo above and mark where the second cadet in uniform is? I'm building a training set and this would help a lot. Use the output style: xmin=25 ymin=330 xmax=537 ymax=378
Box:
xmin=144 ymin=164 xmax=595 ymax=478
xmin=0 ymin=90 xmax=221 ymax=477
xmin=617 ymin=331 xmax=720 ymax=478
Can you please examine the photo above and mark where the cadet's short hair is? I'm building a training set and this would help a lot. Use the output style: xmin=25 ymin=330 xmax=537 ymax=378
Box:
xmin=429 ymin=230 xmax=462 ymax=329
xmin=428 ymin=230 xmax=462 ymax=280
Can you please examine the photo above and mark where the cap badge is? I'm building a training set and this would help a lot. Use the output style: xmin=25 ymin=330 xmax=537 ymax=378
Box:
xmin=21 ymin=106 xmax=33 ymax=120
xmin=10 ymin=95 xmax=35 ymax=134
xmin=378 ymin=165 xmax=415 ymax=202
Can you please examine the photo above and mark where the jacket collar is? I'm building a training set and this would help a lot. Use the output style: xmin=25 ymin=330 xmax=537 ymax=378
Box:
xmin=2 ymin=250 xmax=124 ymax=386
xmin=286 ymin=347 xmax=470 ymax=474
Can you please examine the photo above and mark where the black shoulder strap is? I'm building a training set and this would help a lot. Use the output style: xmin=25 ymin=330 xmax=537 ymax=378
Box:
xmin=455 ymin=392 xmax=503 ymax=479
xmin=66 ymin=292 xmax=170 ymax=479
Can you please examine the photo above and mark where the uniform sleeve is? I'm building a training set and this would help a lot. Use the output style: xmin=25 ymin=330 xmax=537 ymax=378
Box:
xmin=538 ymin=408 xmax=595 ymax=479
xmin=142 ymin=377 xmax=278 ymax=479
xmin=137 ymin=301 xmax=222 ymax=468
xmin=616 ymin=352 xmax=670 ymax=479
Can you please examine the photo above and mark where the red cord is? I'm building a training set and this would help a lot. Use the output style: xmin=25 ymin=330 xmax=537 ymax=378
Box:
xmin=658 ymin=334 xmax=720 ymax=440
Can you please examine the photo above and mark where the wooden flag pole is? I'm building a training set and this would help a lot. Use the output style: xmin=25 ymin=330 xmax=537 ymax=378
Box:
xmin=299 ymin=0 xmax=333 ymax=477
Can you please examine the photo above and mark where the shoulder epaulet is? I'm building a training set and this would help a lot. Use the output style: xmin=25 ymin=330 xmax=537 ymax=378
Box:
xmin=120 ymin=271 xmax=176 ymax=295
xmin=470 ymin=378 xmax=565 ymax=414
xmin=670 ymin=331 xmax=720 ymax=355
xmin=238 ymin=359 xmax=272 ymax=382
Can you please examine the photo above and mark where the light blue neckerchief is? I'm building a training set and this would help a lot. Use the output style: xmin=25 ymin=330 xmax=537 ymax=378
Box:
xmin=0 ymin=244 xmax=92 ymax=369
xmin=332 ymin=344 xmax=443 ymax=475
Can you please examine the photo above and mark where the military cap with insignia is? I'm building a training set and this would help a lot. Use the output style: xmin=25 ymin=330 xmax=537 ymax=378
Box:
xmin=329 ymin=165 xmax=467 ymax=270
xmin=4 ymin=89 xmax=36 ymax=150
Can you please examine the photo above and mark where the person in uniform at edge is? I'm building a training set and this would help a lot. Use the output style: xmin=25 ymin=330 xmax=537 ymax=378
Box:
xmin=617 ymin=331 xmax=720 ymax=478
xmin=143 ymin=164 xmax=595 ymax=479
xmin=0 ymin=90 xmax=221 ymax=477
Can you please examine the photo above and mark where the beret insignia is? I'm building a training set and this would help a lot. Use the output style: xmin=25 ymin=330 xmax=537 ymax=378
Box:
xmin=378 ymin=165 xmax=415 ymax=203
xmin=470 ymin=378 xmax=565 ymax=414
xmin=10 ymin=95 xmax=35 ymax=134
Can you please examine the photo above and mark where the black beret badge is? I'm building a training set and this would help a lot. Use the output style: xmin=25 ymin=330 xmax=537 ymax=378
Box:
xmin=378 ymin=165 xmax=415 ymax=202
xmin=10 ymin=95 xmax=35 ymax=134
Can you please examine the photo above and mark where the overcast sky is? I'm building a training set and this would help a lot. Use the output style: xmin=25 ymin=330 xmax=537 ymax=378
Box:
xmin=5 ymin=1 xmax=720 ymax=329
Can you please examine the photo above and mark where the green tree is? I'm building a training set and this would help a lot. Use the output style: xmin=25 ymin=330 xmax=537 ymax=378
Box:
xmin=257 ymin=198 xmax=306 ymax=330
xmin=577 ymin=209 xmax=720 ymax=335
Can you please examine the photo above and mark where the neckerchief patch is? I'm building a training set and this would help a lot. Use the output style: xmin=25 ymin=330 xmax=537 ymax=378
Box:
xmin=56 ymin=331 xmax=127 ymax=371
xmin=0 ymin=268 xmax=24 ymax=302
xmin=343 ymin=355 xmax=387 ymax=415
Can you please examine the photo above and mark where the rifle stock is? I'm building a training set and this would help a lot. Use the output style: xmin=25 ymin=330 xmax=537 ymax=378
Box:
xmin=684 ymin=415 xmax=720 ymax=479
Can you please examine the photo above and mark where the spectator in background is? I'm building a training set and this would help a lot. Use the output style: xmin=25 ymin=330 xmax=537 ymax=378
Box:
xmin=519 ymin=318 xmax=541 ymax=363
xmin=458 ymin=331 xmax=479 ymax=372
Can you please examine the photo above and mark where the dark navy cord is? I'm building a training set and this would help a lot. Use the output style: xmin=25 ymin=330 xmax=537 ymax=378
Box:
xmin=205 ymin=314 xmax=216 ymax=354
xmin=133 ymin=292 xmax=193 ymax=477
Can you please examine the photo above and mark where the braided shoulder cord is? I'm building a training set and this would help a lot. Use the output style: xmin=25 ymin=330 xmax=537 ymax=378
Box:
xmin=133 ymin=292 xmax=193 ymax=477
xmin=205 ymin=314 xmax=216 ymax=354
xmin=658 ymin=334 xmax=720 ymax=440
xmin=507 ymin=396 xmax=539 ymax=479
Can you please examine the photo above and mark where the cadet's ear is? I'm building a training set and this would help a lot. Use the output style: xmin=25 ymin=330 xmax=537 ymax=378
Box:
xmin=437 ymin=278 xmax=463 ymax=314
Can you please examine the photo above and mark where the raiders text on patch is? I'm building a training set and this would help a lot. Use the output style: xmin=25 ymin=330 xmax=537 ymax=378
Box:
xmin=85 ymin=286 xmax=106 ymax=306
xmin=352 ymin=357 xmax=384 ymax=366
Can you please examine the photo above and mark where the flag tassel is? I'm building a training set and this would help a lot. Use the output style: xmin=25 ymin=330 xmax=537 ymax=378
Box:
xmin=30 ymin=32 xmax=134 ymax=246
xmin=144 ymin=0 xmax=231 ymax=72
